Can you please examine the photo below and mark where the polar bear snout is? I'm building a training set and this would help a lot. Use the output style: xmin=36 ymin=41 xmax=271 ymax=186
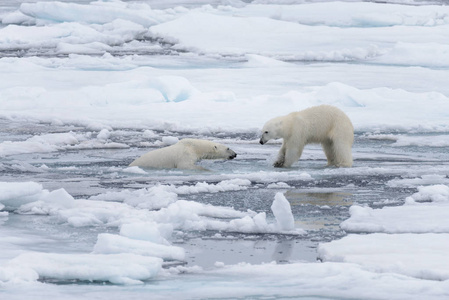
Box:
xmin=259 ymin=130 xmax=271 ymax=145
xmin=228 ymin=151 xmax=237 ymax=159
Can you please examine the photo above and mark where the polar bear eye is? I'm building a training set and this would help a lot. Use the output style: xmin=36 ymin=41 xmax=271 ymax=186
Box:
xmin=264 ymin=131 xmax=269 ymax=134
xmin=214 ymin=146 xmax=218 ymax=149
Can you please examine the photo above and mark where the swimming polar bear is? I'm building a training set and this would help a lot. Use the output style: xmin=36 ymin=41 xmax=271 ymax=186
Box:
xmin=129 ymin=138 xmax=237 ymax=170
xmin=259 ymin=105 xmax=354 ymax=168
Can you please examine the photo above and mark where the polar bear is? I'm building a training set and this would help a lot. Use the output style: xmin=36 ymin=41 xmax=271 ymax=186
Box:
xmin=129 ymin=138 xmax=237 ymax=170
xmin=259 ymin=105 xmax=353 ymax=168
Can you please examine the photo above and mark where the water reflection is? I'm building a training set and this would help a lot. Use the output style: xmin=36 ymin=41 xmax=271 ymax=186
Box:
xmin=285 ymin=191 xmax=353 ymax=232
xmin=285 ymin=191 xmax=353 ymax=207
xmin=271 ymin=239 xmax=294 ymax=263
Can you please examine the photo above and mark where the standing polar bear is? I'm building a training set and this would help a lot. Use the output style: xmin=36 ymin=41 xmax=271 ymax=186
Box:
xmin=129 ymin=138 xmax=237 ymax=170
xmin=260 ymin=105 xmax=353 ymax=168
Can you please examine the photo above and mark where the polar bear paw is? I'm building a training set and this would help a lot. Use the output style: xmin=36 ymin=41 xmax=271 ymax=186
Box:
xmin=273 ymin=160 xmax=285 ymax=168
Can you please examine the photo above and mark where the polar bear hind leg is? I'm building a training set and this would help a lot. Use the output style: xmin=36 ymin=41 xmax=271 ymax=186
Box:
xmin=332 ymin=139 xmax=353 ymax=167
xmin=322 ymin=139 xmax=337 ymax=166
xmin=323 ymin=125 xmax=353 ymax=167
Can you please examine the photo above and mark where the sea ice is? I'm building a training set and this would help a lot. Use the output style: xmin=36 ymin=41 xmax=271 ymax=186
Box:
xmin=1 ymin=0 xmax=449 ymax=298
xmin=0 ymin=182 xmax=47 ymax=209
xmin=387 ymin=175 xmax=449 ymax=188
xmin=271 ymin=192 xmax=295 ymax=231
xmin=93 ymin=233 xmax=185 ymax=261
xmin=341 ymin=185 xmax=449 ymax=233
xmin=6 ymin=252 xmax=162 ymax=285
xmin=340 ymin=204 xmax=449 ymax=233
xmin=407 ymin=184 xmax=449 ymax=203
xmin=318 ymin=233 xmax=449 ymax=281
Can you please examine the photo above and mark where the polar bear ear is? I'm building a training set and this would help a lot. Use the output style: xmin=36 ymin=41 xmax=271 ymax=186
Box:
xmin=214 ymin=145 xmax=218 ymax=150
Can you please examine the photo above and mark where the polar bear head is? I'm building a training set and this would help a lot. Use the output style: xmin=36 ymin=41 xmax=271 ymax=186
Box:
xmin=259 ymin=116 xmax=284 ymax=145
xmin=180 ymin=139 xmax=237 ymax=160
xmin=211 ymin=143 xmax=237 ymax=160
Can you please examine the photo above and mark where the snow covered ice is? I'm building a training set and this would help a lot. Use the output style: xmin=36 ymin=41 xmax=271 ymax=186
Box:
xmin=1 ymin=0 xmax=449 ymax=299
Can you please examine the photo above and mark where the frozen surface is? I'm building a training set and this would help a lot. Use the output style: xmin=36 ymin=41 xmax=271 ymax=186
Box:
xmin=319 ymin=184 xmax=449 ymax=285
xmin=341 ymin=184 xmax=449 ymax=233
xmin=7 ymin=252 xmax=163 ymax=285
xmin=1 ymin=0 xmax=449 ymax=299
xmin=318 ymin=233 xmax=449 ymax=281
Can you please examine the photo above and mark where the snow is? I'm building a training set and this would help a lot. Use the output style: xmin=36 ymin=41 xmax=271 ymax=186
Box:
xmin=393 ymin=135 xmax=449 ymax=147
xmin=119 ymin=222 xmax=173 ymax=244
xmin=340 ymin=203 xmax=449 ymax=233
xmin=188 ymin=261 xmax=449 ymax=300
xmin=235 ymin=2 xmax=449 ymax=27
xmin=407 ymin=184 xmax=449 ymax=203
xmin=93 ymin=233 xmax=185 ymax=261
xmin=1 ymin=0 xmax=449 ymax=298
xmin=15 ymin=1 xmax=175 ymax=26
xmin=318 ymin=233 xmax=449 ymax=281
xmin=266 ymin=181 xmax=292 ymax=189
xmin=0 ymin=131 xmax=129 ymax=157
xmin=6 ymin=252 xmax=162 ymax=285
xmin=122 ymin=166 xmax=147 ymax=174
xmin=341 ymin=184 xmax=449 ymax=233
xmin=387 ymin=174 xmax=449 ymax=187
xmin=318 ymin=184 xmax=449 ymax=289
xmin=0 ymin=2 xmax=449 ymax=132
xmin=0 ymin=182 xmax=47 ymax=209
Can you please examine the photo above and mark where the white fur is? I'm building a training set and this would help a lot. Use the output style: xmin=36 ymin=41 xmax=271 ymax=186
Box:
xmin=260 ymin=105 xmax=354 ymax=168
xmin=129 ymin=138 xmax=237 ymax=170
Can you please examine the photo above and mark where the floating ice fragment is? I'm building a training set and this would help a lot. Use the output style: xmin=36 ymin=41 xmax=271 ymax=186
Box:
xmin=0 ymin=182 xmax=47 ymax=209
xmin=97 ymin=129 xmax=111 ymax=140
xmin=122 ymin=166 xmax=147 ymax=174
xmin=0 ymin=203 xmax=8 ymax=216
xmin=120 ymin=222 xmax=173 ymax=245
xmin=7 ymin=252 xmax=162 ymax=285
xmin=161 ymin=136 xmax=179 ymax=146
xmin=341 ymin=185 xmax=449 ymax=233
xmin=143 ymin=130 xmax=159 ymax=139
xmin=318 ymin=233 xmax=449 ymax=281
xmin=407 ymin=184 xmax=449 ymax=203
xmin=93 ymin=233 xmax=185 ymax=261
xmin=271 ymin=193 xmax=295 ymax=231
xmin=245 ymin=54 xmax=293 ymax=68
xmin=0 ymin=265 xmax=39 ymax=284
xmin=267 ymin=182 xmax=291 ymax=189
xmin=387 ymin=175 xmax=449 ymax=188
xmin=18 ymin=188 xmax=75 ymax=215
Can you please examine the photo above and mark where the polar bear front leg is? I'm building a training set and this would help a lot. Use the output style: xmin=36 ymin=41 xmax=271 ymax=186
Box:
xmin=273 ymin=142 xmax=287 ymax=167
xmin=175 ymin=150 xmax=205 ymax=170
xmin=282 ymin=142 xmax=304 ymax=168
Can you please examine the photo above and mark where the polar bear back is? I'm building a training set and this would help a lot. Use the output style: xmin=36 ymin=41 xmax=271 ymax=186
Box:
xmin=129 ymin=138 xmax=237 ymax=169
xmin=290 ymin=105 xmax=354 ymax=144
xmin=129 ymin=143 xmax=196 ymax=169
